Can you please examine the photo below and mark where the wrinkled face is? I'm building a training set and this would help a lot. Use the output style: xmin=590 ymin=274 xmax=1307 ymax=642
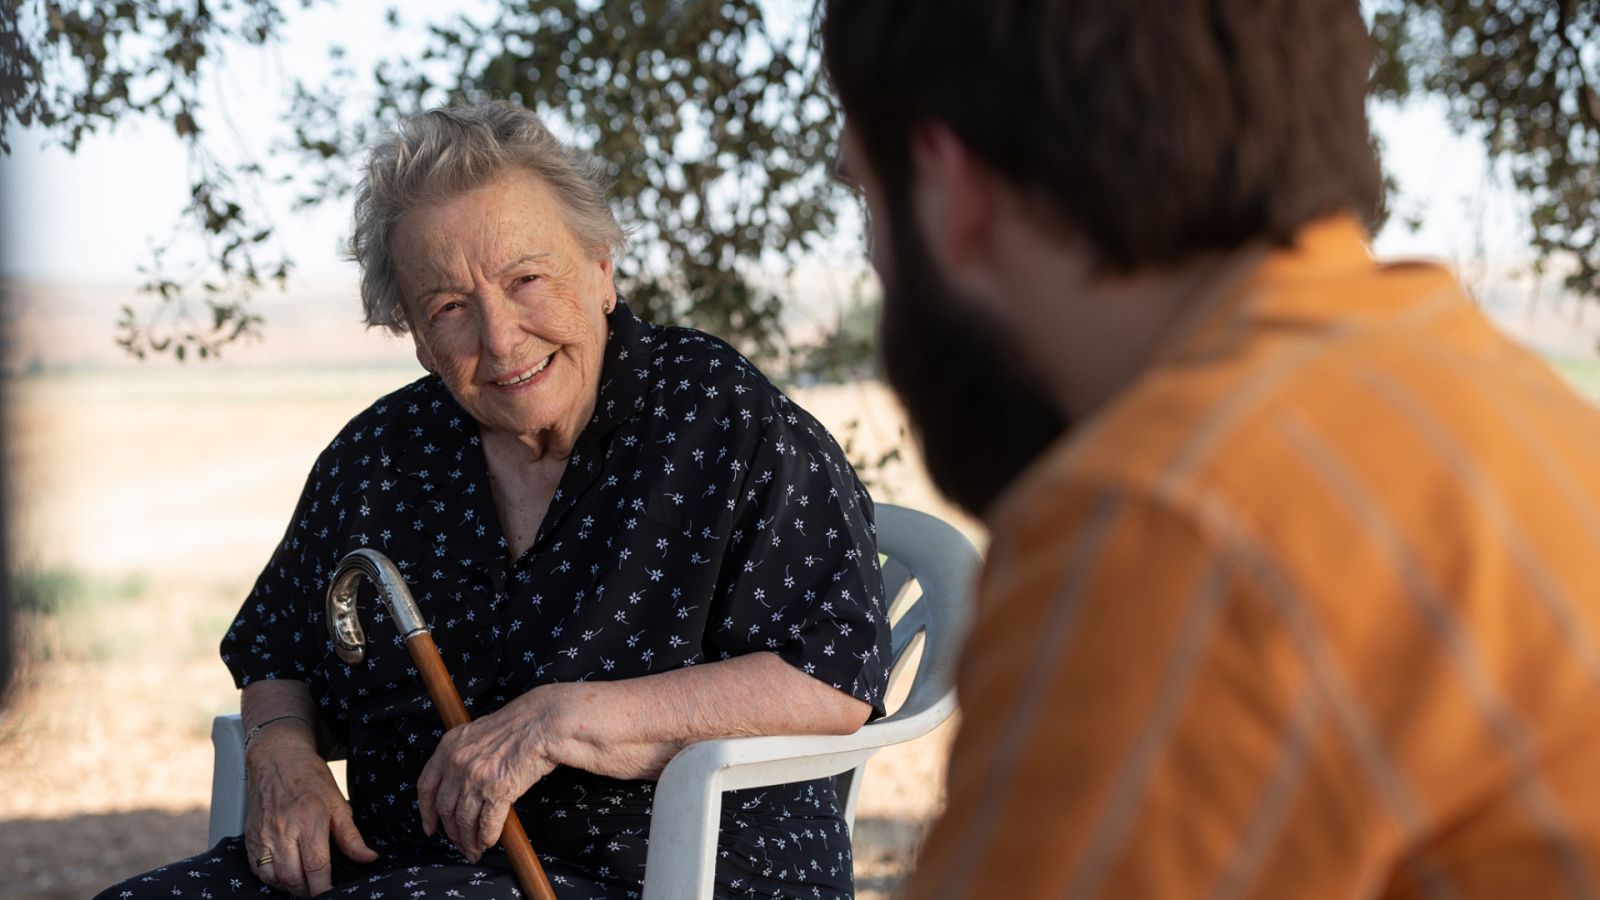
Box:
xmin=841 ymin=127 xmax=1067 ymax=517
xmin=391 ymin=169 xmax=615 ymax=447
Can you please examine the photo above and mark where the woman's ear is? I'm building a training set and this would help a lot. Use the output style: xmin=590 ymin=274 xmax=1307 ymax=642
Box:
xmin=594 ymin=254 xmax=616 ymax=313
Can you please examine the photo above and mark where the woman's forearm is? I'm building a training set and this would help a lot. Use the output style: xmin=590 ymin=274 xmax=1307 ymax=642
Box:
xmin=549 ymin=652 xmax=870 ymax=780
xmin=414 ymin=653 xmax=871 ymax=858
xmin=241 ymin=678 xmax=320 ymax=762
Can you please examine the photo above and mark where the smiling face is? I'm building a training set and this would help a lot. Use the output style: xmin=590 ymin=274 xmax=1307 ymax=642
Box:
xmin=391 ymin=168 xmax=616 ymax=454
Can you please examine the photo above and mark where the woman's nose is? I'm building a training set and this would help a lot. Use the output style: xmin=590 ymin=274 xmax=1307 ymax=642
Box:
xmin=477 ymin=290 xmax=525 ymax=359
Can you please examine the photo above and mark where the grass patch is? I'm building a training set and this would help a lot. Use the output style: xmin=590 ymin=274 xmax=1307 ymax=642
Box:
xmin=13 ymin=567 xmax=144 ymax=616
xmin=12 ymin=566 xmax=148 ymax=663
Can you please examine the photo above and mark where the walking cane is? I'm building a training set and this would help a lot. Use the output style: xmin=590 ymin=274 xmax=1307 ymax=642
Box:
xmin=326 ymin=548 xmax=560 ymax=900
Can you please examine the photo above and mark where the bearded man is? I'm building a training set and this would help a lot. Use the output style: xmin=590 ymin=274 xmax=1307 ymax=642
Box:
xmin=824 ymin=2 xmax=1600 ymax=897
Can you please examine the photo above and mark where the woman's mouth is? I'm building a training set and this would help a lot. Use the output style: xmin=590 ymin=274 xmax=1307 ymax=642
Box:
xmin=493 ymin=353 xmax=554 ymax=388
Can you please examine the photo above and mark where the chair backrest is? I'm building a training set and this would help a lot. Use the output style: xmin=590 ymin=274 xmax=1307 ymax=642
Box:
xmin=835 ymin=503 xmax=978 ymax=826
xmin=639 ymin=503 xmax=979 ymax=898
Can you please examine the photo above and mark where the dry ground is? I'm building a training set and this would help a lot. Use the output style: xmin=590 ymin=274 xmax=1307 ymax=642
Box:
xmin=0 ymin=367 xmax=978 ymax=899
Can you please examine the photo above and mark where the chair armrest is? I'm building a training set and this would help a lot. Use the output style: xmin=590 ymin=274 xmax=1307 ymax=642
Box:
xmin=209 ymin=714 xmax=248 ymax=847
xmin=640 ymin=691 xmax=957 ymax=900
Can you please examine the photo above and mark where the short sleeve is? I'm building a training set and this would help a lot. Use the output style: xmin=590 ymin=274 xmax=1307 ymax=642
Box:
xmin=703 ymin=398 xmax=892 ymax=716
xmin=219 ymin=445 xmax=344 ymax=690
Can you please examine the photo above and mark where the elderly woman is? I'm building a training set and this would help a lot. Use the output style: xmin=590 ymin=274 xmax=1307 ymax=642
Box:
xmin=97 ymin=101 xmax=889 ymax=899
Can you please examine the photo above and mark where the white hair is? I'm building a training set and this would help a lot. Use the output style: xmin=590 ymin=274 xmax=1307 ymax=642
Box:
xmin=349 ymin=101 xmax=626 ymax=333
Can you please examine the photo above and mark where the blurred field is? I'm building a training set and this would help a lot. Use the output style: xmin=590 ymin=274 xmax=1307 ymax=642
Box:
xmin=0 ymin=365 xmax=975 ymax=899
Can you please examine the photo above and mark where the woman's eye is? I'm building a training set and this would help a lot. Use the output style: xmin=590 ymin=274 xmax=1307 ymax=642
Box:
xmin=517 ymin=274 xmax=541 ymax=287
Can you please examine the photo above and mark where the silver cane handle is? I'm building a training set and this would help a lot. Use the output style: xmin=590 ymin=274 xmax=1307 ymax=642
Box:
xmin=326 ymin=548 xmax=429 ymax=664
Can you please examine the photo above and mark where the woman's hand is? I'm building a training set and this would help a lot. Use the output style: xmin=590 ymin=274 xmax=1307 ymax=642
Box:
xmin=245 ymin=726 xmax=379 ymax=897
xmin=415 ymin=654 xmax=868 ymax=862
xmin=416 ymin=684 xmax=571 ymax=862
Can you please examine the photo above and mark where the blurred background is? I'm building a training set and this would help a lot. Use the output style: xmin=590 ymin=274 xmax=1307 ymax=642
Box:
xmin=0 ymin=1 xmax=1596 ymax=897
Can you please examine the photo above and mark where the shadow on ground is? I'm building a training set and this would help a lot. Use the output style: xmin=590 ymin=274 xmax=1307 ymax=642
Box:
xmin=0 ymin=807 xmax=209 ymax=899
xmin=853 ymin=813 xmax=927 ymax=896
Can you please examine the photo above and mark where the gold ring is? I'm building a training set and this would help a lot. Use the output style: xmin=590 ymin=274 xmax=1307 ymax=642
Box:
xmin=256 ymin=851 xmax=275 ymax=867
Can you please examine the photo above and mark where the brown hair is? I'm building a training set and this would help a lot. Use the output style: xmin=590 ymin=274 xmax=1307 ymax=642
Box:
xmin=824 ymin=0 xmax=1383 ymax=268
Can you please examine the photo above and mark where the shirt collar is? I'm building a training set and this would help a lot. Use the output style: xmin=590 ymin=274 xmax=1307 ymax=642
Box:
xmin=586 ymin=297 xmax=659 ymax=438
xmin=375 ymin=299 xmax=659 ymax=564
xmin=1155 ymin=214 xmax=1395 ymax=366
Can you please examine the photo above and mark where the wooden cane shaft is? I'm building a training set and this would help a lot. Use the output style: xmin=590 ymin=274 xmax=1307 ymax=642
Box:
xmin=499 ymin=812 xmax=559 ymax=900
xmin=404 ymin=632 xmax=560 ymax=900
xmin=406 ymin=632 xmax=473 ymax=729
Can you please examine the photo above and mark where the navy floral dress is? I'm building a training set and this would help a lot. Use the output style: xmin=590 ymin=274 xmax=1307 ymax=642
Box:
xmin=99 ymin=302 xmax=890 ymax=899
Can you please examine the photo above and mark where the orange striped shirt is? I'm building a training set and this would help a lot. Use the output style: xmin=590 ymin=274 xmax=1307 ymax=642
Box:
xmin=907 ymin=217 xmax=1600 ymax=899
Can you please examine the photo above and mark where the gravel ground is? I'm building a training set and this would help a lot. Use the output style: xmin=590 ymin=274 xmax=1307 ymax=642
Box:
xmin=0 ymin=369 xmax=974 ymax=899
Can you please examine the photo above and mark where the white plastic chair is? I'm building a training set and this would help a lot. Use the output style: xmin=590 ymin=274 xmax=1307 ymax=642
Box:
xmin=208 ymin=503 xmax=978 ymax=898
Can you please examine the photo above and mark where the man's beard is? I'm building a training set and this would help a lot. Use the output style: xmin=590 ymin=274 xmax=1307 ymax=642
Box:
xmin=877 ymin=220 xmax=1069 ymax=519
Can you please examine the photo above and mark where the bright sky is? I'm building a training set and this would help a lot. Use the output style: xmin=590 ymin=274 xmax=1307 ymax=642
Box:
xmin=0 ymin=1 xmax=1537 ymax=288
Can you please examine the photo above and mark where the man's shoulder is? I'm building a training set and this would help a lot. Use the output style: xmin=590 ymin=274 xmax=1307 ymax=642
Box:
xmin=992 ymin=267 xmax=1600 ymax=600
xmin=983 ymin=293 xmax=1437 ymax=559
xmin=1035 ymin=272 xmax=1497 ymax=506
